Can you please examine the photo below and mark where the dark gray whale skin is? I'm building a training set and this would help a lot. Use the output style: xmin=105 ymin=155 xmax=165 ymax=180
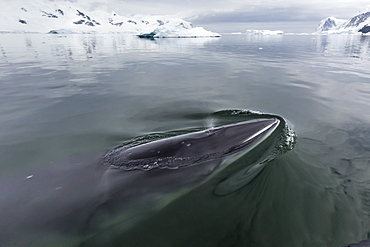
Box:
xmin=103 ymin=118 xmax=280 ymax=170
xmin=0 ymin=118 xmax=280 ymax=247
xmin=343 ymin=239 xmax=370 ymax=247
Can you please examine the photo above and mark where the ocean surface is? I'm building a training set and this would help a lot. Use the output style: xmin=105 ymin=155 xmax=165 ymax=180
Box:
xmin=1 ymin=33 xmax=370 ymax=247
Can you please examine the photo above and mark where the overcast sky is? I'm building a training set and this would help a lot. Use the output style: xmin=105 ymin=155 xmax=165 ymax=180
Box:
xmin=79 ymin=0 xmax=370 ymax=22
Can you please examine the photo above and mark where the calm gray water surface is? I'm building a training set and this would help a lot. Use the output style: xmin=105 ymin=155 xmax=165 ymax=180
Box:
xmin=1 ymin=33 xmax=370 ymax=246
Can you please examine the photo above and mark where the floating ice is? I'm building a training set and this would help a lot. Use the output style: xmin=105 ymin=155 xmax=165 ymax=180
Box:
xmin=246 ymin=29 xmax=283 ymax=35
xmin=138 ymin=23 xmax=220 ymax=38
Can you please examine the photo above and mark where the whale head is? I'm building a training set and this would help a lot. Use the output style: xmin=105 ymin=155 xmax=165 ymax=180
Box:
xmin=103 ymin=118 xmax=280 ymax=171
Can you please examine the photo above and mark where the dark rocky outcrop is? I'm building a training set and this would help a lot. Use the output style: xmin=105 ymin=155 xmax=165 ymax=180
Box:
xmin=41 ymin=11 xmax=58 ymax=18
xmin=359 ymin=25 xmax=370 ymax=34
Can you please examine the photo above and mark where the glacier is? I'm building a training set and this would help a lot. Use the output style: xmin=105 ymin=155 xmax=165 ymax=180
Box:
xmin=0 ymin=0 xmax=220 ymax=38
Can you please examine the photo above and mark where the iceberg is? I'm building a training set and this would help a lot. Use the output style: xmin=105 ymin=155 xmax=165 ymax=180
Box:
xmin=246 ymin=29 xmax=283 ymax=35
xmin=138 ymin=21 xmax=220 ymax=38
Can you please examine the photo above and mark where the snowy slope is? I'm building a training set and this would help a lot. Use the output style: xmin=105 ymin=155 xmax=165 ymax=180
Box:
xmin=0 ymin=0 xmax=220 ymax=37
xmin=316 ymin=12 xmax=370 ymax=34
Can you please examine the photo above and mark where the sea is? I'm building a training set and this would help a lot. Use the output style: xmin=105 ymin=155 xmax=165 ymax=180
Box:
xmin=0 ymin=33 xmax=370 ymax=247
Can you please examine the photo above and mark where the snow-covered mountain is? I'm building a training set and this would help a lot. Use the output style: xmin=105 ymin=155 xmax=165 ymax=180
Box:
xmin=316 ymin=12 xmax=370 ymax=34
xmin=316 ymin=17 xmax=346 ymax=32
xmin=0 ymin=0 xmax=220 ymax=37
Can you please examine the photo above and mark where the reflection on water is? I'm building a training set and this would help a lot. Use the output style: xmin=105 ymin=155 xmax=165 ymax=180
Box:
xmin=1 ymin=33 xmax=370 ymax=246
xmin=0 ymin=34 xmax=219 ymax=64
xmin=317 ymin=35 xmax=370 ymax=59
xmin=1 ymin=33 xmax=369 ymax=64
xmin=244 ymin=33 xmax=283 ymax=43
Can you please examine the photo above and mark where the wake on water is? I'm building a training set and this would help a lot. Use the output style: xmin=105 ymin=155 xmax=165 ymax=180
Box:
xmin=92 ymin=110 xmax=370 ymax=247
xmin=1 ymin=109 xmax=369 ymax=247
xmin=83 ymin=109 xmax=298 ymax=246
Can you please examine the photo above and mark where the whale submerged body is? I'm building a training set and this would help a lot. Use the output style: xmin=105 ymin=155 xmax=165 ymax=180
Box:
xmin=0 ymin=118 xmax=285 ymax=246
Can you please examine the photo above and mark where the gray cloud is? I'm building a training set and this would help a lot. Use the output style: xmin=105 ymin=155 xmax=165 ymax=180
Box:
xmin=49 ymin=0 xmax=77 ymax=2
xmin=191 ymin=1 xmax=370 ymax=24
xmin=194 ymin=7 xmax=324 ymax=23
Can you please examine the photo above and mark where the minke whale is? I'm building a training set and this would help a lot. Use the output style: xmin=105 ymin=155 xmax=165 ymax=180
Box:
xmin=0 ymin=118 xmax=281 ymax=247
